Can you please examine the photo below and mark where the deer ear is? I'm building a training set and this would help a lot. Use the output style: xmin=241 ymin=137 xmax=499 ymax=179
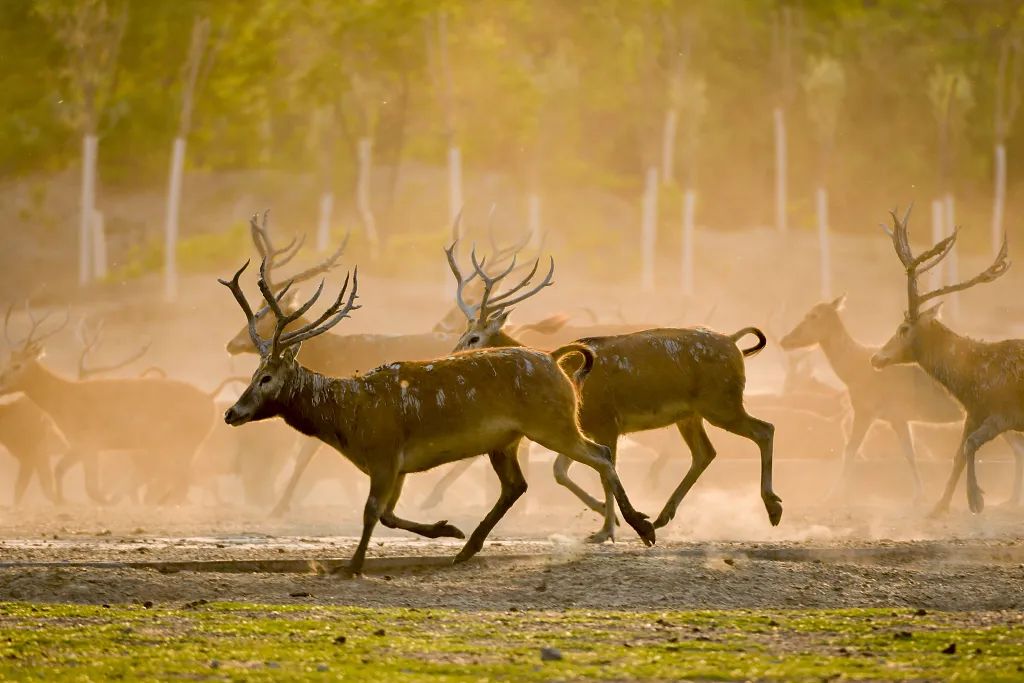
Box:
xmin=487 ymin=310 xmax=511 ymax=331
xmin=830 ymin=294 xmax=847 ymax=311
xmin=281 ymin=290 xmax=303 ymax=313
xmin=281 ymin=343 xmax=301 ymax=363
xmin=920 ymin=302 xmax=943 ymax=321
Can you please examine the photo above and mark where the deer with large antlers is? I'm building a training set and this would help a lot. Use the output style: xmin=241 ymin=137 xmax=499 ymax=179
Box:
xmin=445 ymin=243 xmax=782 ymax=542
xmin=872 ymin=206 xmax=1023 ymax=514
xmin=219 ymin=258 xmax=655 ymax=574
xmin=0 ymin=303 xmax=220 ymax=505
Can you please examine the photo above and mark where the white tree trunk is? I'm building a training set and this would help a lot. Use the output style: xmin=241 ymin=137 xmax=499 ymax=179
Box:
xmin=930 ymin=198 xmax=945 ymax=291
xmin=447 ymin=145 xmax=463 ymax=232
xmin=816 ymin=186 xmax=831 ymax=299
xmin=993 ymin=142 xmax=1007 ymax=257
xmin=681 ymin=188 xmax=697 ymax=295
xmin=527 ymin=192 xmax=541 ymax=249
xmin=661 ymin=108 xmax=678 ymax=186
xmin=356 ymin=137 xmax=379 ymax=258
xmin=317 ymin=191 xmax=334 ymax=253
xmin=79 ymin=134 xmax=98 ymax=286
xmin=641 ymin=166 xmax=659 ymax=291
xmin=773 ymin=107 xmax=787 ymax=233
xmin=91 ymin=209 xmax=107 ymax=280
xmin=944 ymin=193 xmax=959 ymax=319
xmin=163 ymin=136 xmax=186 ymax=302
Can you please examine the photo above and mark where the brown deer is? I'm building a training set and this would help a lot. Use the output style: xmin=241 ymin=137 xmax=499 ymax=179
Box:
xmin=0 ymin=395 xmax=67 ymax=505
xmin=782 ymin=296 xmax=1024 ymax=502
xmin=219 ymin=258 xmax=655 ymax=574
xmin=0 ymin=304 xmax=218 ymax=505
xmin=872 ymin=206 xmax=1022 ymax=514
xmin=445 ymin=244 xmax=782 ymax=542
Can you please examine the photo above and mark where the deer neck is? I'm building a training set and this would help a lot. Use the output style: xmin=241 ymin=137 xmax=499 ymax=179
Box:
xmin=912 ymin=320 xmax=977 ymax=403
xmin=492 ymin=330 xmax=524 ymax=348
xmin=277 ymin=366 xmax=355 ymax=448
xmin=816 ymin=318 xmax=873 ymax=384
xmin=17 ymin=362 xmax=75 ymax=421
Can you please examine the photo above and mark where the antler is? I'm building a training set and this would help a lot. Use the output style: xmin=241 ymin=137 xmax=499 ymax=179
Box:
xmin=883 ymin=204 xmax=1010 ymax=318
xmin=76 ymin=318 xmax=151 ymax=379
xmin=249 ymin=211 xmax=348 ymax=293
xmin=4 ymin=301 xmax=69 ymax=350
xmin=219 ymin=258 xmax=360 ymax=358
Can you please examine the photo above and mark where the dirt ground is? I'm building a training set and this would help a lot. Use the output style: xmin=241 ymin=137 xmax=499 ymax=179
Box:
xmin=0 ymin=497 xmax=1022 ymax=612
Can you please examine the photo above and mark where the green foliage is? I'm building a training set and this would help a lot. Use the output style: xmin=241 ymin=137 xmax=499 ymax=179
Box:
xmin=106 ymin=220 xmax=249 ymax=282
xmin=0 ymin=603 xmax=1021 ymax=681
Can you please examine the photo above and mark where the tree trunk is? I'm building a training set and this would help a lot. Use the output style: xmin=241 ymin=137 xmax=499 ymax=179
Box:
xmin=681 ymin=188 xmax=697 ymax=295
xmin=356 ymin=136 xmax=379 ymax=258
xmin=641 ymin=166 xmax=659 ymax=291
xmin=992 ymin=142 xmax=1007 ymax=257
xmin=316 ymin=191 xmax=334 ymax=253
xmin=79 ymin=134 xmax=98 ymax=286
xmin=944 ymin=193 xmax=959 ymax=319
xmin=163 ymin=136 xmax=186 ymax=301
xmin=773 ymin=107 xmax=787 ymax=233
xmin=815 ymin=186 xmax=831 ymax=299
xmin=661 ymin=108 xmax=678 ymax=186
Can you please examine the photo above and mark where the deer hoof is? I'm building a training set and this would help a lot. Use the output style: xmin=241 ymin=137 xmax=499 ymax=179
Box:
xmin=452 ymin=545 xmax=480 ymax=565
xmin=967 ymin=487 xmax=985 ymax=514
xmin=632 ymin=517 xmax=656 ymax=547
xmin=330 ymin=565 xmax=360 ymax=579
xmin=764 ymin=495 xmax=783 ymax=526
xmin=585 ymin=529 xmax=614 ymax=544
xmin=432 ymin=521 xmax=466 ymax=539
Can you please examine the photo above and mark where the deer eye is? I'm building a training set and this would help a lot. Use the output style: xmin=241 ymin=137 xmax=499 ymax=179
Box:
xmin=259 ymin=375 xmax=272 ymax=385
xmin=468 ymin=335 xmax=480 ymax=345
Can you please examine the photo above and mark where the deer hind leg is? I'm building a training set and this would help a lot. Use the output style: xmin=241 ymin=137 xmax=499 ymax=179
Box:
xmin=585 ymin=433 xmax=620 ymax=544
xmin=270 ymin=438 xmax=321 ymax=518
xmin=829 ymin=411 xmax=872 ymax=502
xmin=33 ymin=456 xmax=58 ymax=504
xmin=380 ymin=473 xmax=465 ymax=539
xmin=53 ymin=451 xmax=80 ymax=505
xmin=536 ymin=429 xmax=655 ymax=547
xmin=998 ymin=432 xmax=1024 ymax=507
xmin=337 ymin=467 xmax=400 ymax=577
xmin=454 ymin=440 xmax=528 ymax=564
xmin=12 ymin=459 xmax=32 ymax=506
xmin=420 ymin=459 xmax=475 ymax=510
xmin=889 ymin=420 xmax=924 ymax=502
xmin=79 ymin=451 xmax=110 ymax=506
xmin=653 ymin=415 xmax=716 ymax=529
xmin=931 ymin=416 xmax=1003 ymax=517
xmin=553 ymin=455 xmax=605 ymax=514
xmin=704 ymin=403 xmax=782 ymax=526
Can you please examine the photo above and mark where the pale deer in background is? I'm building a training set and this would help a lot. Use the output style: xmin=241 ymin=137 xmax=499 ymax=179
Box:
xmin=873 ymin=207 xmax=1024 ymax=514
xmin=0 ymin=395 xmax=66 ymax=505
xmin=75 ymin=318 xmax=151 ymax=380
xmin=447 ymin=244 xmax=782 ymax=542
xmin=0 ymin=304 xmax=219 ymax=505
xmin=219 ymin=258 xmax=655 ymax=574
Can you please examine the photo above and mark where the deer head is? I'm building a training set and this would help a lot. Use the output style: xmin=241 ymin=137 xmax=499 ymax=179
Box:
xmin=0 ymin=302 xmax=69 ymax=394
xmin=219 ymin=258 xmax=359 ymax=426
xmin=445 ymin=240 xmax=554 ymax=351
xmin=779 ymin=295 xmax=846 ymax=350
xmin=225 ymin=212 xmax=348 ymax=355
xmin=872 ymin=206 xmax=1010 ymax=368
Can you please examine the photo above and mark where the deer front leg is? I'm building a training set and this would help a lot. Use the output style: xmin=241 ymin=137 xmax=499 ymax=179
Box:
xmin=381 ymin=473 xmax=465 ymax=539
xmin=930 ymin=416 xmax=1003 ymax=517
xmin=654 ymin=416 xmax=716 ymax=529
xmin=270 ymin=438 xmax=320 ymax=518
xmin=420 ymin=459 xmax=475 ymax=510
xmin=889 ymin=420 xmax=924 ymax=502
xmin=33 ymin=457 xmax=58 ymax=504
xmin=53 ymin=451 xmax=80 ymax=505
xmin=80 ymin=451 xmax=110 ymax=506
xmin=12 ymin=460 xmax=32 ymax=507
xmin=338 ymin=469 xmax=398 ymax=577
xmin=454 ymin=442 xmax=528 ymax=564
xmin=829 ymin=411 xmax=871 ymax=501
xmin=998 ymin=432 xmax=1024 ymax=507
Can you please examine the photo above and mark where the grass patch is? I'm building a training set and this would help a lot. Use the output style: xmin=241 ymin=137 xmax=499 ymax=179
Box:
xmin=0 ymin=603 xmax=1020 ymax=681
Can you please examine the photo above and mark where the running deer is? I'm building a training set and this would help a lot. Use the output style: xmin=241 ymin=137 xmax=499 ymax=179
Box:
xmin=0 ymin=303 xmax=219 ymax=505
xmin=782 ymin=296 xmax=1024 ymax=502
xmin=446 ymin=244 xmax=782 ymax=541
xmin=872 ymin=207 xmax=1023 ymax=514
xmin=0 ymin=395 xmax=67 ymax=505
xmin=219 ymin=258 xmax=655 ymax=574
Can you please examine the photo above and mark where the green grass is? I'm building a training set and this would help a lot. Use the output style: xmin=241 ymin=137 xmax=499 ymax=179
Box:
xmin=0 ymin=603 xmax=1020 ymax=681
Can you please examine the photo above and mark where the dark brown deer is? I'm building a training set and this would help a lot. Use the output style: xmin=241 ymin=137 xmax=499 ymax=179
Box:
xmin=446 ymin=244 xmax=782 ymax=542
xmin=782 ymin=296 xmax=1024 ymax=503
xmin=0 ymin=304 xmax=218 ymax=505
xmin=219 ymin=258 xmax=655 ymax=574
xmin=872 ymin=206 xmax=1022 ymax=514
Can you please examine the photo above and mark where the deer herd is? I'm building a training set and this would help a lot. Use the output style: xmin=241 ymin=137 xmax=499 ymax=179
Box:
xmin=0 ymin=204 xmax=1021 ymax=574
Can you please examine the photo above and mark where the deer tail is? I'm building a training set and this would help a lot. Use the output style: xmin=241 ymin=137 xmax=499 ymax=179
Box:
xmin=729 ymin=327 xmax=768 ymax=357
xmin=550 ymin=343 xmax=596 ymax=387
